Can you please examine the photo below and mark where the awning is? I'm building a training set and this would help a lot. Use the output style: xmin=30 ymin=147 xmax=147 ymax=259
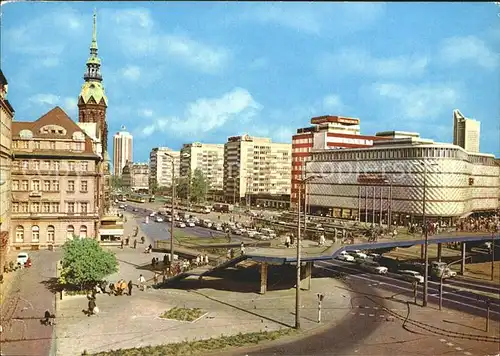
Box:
xmin=99 ymin=228 xmax=124 ymax=236
xmin=458 ymin=211 xmax=473 ymax=219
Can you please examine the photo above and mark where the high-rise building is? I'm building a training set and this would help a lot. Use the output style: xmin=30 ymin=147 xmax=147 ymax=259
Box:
xmin=180 ymin=142 xmax=224 ymax=193
xmin=223 ymin=135 xmax=291 ymax=205
xmin=0 ymin=70 xmax=15 ymax=267
xmin=113 ymin=126 xmax=133 ymax=176
xmin=453 ymin=109 xmax=480 ymax=153
xmin=291 ymin=115 xmax=384 ymax=209
xmin=122 ymin=162 xmax=149 ymax=192
xmin=149 ymin=147 xmax=180 ymax=188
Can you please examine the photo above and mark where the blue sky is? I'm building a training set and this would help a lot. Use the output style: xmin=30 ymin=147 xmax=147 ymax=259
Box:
xmin=2 ymin=2 xmax=499 ymax=162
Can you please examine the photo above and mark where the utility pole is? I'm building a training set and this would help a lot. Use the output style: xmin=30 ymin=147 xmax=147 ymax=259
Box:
xmin=295 ymin=182 xmax=302 ymax=330
xmin=422 ymin=162 xmax=429 ymax=307
xmin=379 ymin=186 xmax=383 ymax=226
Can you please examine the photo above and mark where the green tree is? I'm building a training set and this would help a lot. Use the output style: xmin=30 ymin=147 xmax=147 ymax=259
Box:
xmin=149 ymin=180 xmax=158 ymax=195
xmin=190 ymin=168 xmax=209 ymax=203
xmin=176 ymin=177 xmax=189 ymax=200
xmin=59 ymin=238 xmax=118 ymax=289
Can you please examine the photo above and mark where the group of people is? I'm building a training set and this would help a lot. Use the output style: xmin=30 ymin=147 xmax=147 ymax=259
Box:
xmin=456 ymin=215 xmax=499 ymax=234
xmin=226 ymin=242 xmax=246 ymax=259
xmin=120 ymin=235 xmax=147 ymax=250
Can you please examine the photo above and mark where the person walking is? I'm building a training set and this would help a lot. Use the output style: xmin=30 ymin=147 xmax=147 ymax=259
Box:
xmin=152 ymin=257 xmax=156 ymax=269
xmin=127 ymin=280 xmax=133 ymax=296
xmin=133 ymin=239 xmax=137 ymax=249
xmin=240 ymin=242 xmax=245 ymax=255
xmin=88 ymin=298 xmax=96 ymax=317
xmin=138 ymin=274 xmax=146 ymax=291
xmin=121 ymin=240 xmax=124 ymax=249
xmin=153 ymin=272 xmax=159 ymax=284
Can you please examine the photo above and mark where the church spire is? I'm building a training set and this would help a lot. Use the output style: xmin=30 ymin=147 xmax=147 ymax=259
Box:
xmin=91 ymin=8 xmax=98 ymax=52
xmin=83 ymin=8 xmax=102 ymax=82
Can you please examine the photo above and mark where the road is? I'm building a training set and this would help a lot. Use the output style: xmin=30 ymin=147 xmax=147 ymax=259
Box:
xmin=0 ymin=250 xmax=59 ymax=356
xmin=315 ymin=260 xmax=500 ymax=321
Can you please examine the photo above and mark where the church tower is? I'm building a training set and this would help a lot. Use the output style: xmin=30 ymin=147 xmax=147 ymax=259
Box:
xmin=78 ymin=10 xmax=108 ymax=154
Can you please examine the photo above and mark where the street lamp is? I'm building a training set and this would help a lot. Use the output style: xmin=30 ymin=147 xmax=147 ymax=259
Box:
xmin=420 ymin=161 xmax=438 ymax=307
xmin=295 ymin=174 xmax=323 ymax=330
xmin=164 ymin=152 xmax=190 ymax=264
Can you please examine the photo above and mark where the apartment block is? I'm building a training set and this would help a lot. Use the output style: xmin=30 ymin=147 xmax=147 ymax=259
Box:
xmin=149 ymin=147 xmax=180 ymax=188
xmin=453 ymin=109 xmax=480 ymax=153
xmin=0 ymin=70 xmax=14 ymax=267
xmin=10 ymin=107 xmax=101 ymax=248
xmin=223 ymin=134 xmax=291 ymax=204
xmin=122 ymin=162 xmax=149 ymax=192
xmin=180 ymin=142 xmax=224 ymax=192
xmin=112 ymin=126 xmax=133 ymax=176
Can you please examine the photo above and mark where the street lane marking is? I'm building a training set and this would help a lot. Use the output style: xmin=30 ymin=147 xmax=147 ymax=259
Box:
xmin=317 ymin=263 xmax=500 ymax=315
xmin=359 ymin=313 xmax=365 ymax=316
xmin=316 ymin=264 xmax=500 ymax=316
xmin=369 ymin=314 xmax=375 ymax=317
xmin=463 ymin=352 xmax=472 ymax=356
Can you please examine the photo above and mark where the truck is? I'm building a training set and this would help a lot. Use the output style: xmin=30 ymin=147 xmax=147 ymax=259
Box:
xmin=431 ymin=261 xmax=457 ymax=280
xmin=212 ymin=203 xmax=234 ymax=213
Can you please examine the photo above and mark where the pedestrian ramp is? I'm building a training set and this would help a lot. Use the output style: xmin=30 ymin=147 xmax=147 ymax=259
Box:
xmin=152 ymin=255 xmax=249 ymax=288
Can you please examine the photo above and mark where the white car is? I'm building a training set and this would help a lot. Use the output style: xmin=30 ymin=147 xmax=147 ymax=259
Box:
xmin=186 ymin=221 xmax=195 ymax=227
xmin=337 ymin=251 xmax=355 ymax=262
xmin=176 ymin=222 xmax=186 ymax=228
xmin=398 ymin=270 xmax=425 ymax=283
xmin=232 ymin=229 xmax=243 ymax=235
xmin=149 ymin=212 xmax=156 ymax=217
xmin=17 ymin=252 xmax=29 ymax=265
xmin=349 ymin=250 xmax=367 ymax=259
xmin=245 ymin=230 xmax=258 ymax=238
xmin=155 ymin=216 xmax=164 ymax=223
xmin=361 ymin=261 xmax=388 ymax=274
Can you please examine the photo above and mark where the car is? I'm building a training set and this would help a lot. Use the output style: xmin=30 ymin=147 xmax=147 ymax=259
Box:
xmin=17 ymin=252 xmax=29 ymax=266
xmin=245 ymin=230 xmax=258 ymax=238
xmin=348 ymin=250 xmax=367 ymax=259
xmin=368 ymin=253 xmax=381 ymax=260
xmin=361 ymin=261 xmax=388 ymax=274
xmin=119 ymin=204 xmax=126 ymax=209
xmin=337 ymin=251 xmax=355 ymax=262
xmin=213 ymin=224 xmax=223 ymax=231
xmin=232 ymin=228 xmax=243 ymax=235
xmin=149 ymin=212 xmax=156 ymax=217
xmin=186 ymin=221 xmax=195 ymax=227
xmin=155 ymin=216 xmax=164 ymax=223
xmin=176 ymin=222 xmax=186 ymax=228
xmin=398 ymin=270 xmax=425 ymax=283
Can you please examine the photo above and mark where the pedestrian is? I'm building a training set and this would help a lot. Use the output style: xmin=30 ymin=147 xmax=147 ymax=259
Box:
xmin=141 ymin=236 xmax=145 ymax=244
xmin=226 ymin=249 xmax=231 ymax=260
xmin=138 ymin=274 xmax=146 ymax=291
xmin=125 ymin=237 xmax=129 ymax=246
xmin=148 ymin=243 xmax=153 ymax=252
xmin=204 ymin=254 xmax=209 ymax=265
xmin=153 ymin=272 xmax=158 ymax=284
xmin=127 ymin=280 xmax=133 ymax=296
xmin=230 ymin=248 xmax=235 ymax=259
xmin=133 ymin=239 xmax=137 ymax=249
xmin=88 ymin=298 xmax=96 ymax=316
xmin=284 ymin=235 xmax=290 ymax=248
xmin=240 ymin=242 xmax=245 ymax=255
xmin=163 ymin=253 xmax=168 ymax=266
xmin=152 ymin=257 xmax=156 ymax=269
xmin=121 ymin=240 xmax=124 ymax=249
xmin=290 ymin=235 xmax=295 ymax=246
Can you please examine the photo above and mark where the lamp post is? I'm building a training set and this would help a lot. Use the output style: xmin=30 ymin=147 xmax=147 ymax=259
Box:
xmin=295 ymin=174 xmax=323 ymax=330
xmin=439 ymin=258 xmax=465 ymax=310
xmin=165 ymin=152 xmax=189 ymax=264
xmin=420 ymin=161 xmax=438 ymax=307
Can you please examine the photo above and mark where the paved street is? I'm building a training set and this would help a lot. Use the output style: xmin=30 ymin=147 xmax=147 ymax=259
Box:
xmin=315 ymin=260 xmax=500 ymax=321
xmin=0 ymin=250 xmax=60 ymax=356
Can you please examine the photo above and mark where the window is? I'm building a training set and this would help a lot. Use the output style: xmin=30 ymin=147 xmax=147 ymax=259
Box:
xmin=20 ymin=202 xmax=28 ymax=213
xmin=69 ymin=161 xmax=76 ymax=171
xmin=12 ymin=202 xmax=19 ymax=212
xmin=31 ymin=180 xmax=40 ymax=191
xmin=80 ymin=202 xmax=88 ymax=214
xmin=42 ymin=202 xmax=50 ymax=213
xmin=80 ymin=225 xmax=87 ymax=239
xmin=34 ymin=141 xmax=40 ymax=149
xmin=81 ymin=161 xmax=88 ymax=171
xmin=12 ymin=180 xmax=19 ymax=190
xmin=15 ymin=226 xmax=24 ymax=243
xmin=52 ymin=180 xmax=59 ymax=191
xmin=68 ymin=202 xmax=75 ymax=213
xmin=50 ymin=141 xmax=56 ymax=150
xmin=54 ymin=161 xmax=60 ymax=170
xmin=81 ymin=181 xmax=88 ymax=192
xmin=43 ymin=180 xmax=50 ymax=191
xmin=47 ymin=225 xmax=55 ymax=243
xmin=31 ymin=225 xmax=40 ymax=242
xmin=21 ymin=180 xmax=28 ymax=191
xmin=51 ymin=203 xmax=59 ymax=213
xmin=68 ymin=180 xmax=75 ymax=192
xmin=66 ymin=225 xmax=75 ymax=240
xmin=22 ymin=160 xmax=28 ymax=169
xmin=43 ymin=160 xmax=50 ymax=170
xmin=33 ymin=160 xmax=40 ymax=170
xmin=31 ymin=202 xmax=40 ymax=213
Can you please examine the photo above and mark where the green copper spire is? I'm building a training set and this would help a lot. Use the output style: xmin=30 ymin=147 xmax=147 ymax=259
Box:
xmin=91 ymin=8 xmax=98 ymax=51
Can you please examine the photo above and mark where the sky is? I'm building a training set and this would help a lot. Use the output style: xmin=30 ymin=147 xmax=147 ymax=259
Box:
xmin=1 ymin=2 xmax=499 ymax=162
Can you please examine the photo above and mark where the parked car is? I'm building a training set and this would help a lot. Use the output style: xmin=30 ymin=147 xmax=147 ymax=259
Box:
xmin=212 ymin=224 xmax=223 ymax=231
xmin=186 ymin=221 xmax=196 ymax=227
xmin=361 ymin=261 xmax=388 ymax=274
xmin=398 ymin=270 xmax=425 ymax=283
xmin=348 ymin=250 xmax=367 ymax=259
xmin=149 ymin=212 xmax=156 ymax=217
xmin=232 ymin=228 xmax=243 ymax=235
xmin=337 ymin=251 xmax=355 ymax=262
xmin=16 ymin=253 xmax=29 ymax=266
xmin=245 ymin=230 xmax=258 ymax=238
xmin=176 ymin=221 xmax=186 ymax=228
xmin=155 ymin=216 xmax=164 ymax=223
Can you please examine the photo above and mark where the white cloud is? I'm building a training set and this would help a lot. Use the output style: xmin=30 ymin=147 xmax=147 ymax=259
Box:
xmin=140 ymin=88 xmax=262 ymax=138
xmin=370 ymin=82 xmax=460 ymax=120
xmin=241 ymin=3 xmax=385 ymax=35
xmin=439 ymin=35 xmax=499 ymax=69
xmin=122 ymin=65 xmax=142 ymax=81
xmin=29 ymin=94 xmax=78 ymax=117
xmin=138 ymin=109 xmax=154 ymax=118
xmin=107 ymin=8 xmax=230 ymax=73
xmin=320 ymin=48 xmax=429 ymax=78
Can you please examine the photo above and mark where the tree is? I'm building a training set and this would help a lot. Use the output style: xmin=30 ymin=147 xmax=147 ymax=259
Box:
xmin=176 ymin=177 xmax=189 ymax=200
xmin=149 ymin=180 xmax=158 ymax=195
xmin=59 ymin=238 xmax=118 ymax=289
xmin=110 ymin=175 xmax=123 ymax=190
xmin=190 ymin=168 xmax=209 ymax=203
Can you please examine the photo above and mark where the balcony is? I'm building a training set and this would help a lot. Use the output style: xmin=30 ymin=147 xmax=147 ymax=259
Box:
xmin=29 ymin=191 xmax=42 ymax=197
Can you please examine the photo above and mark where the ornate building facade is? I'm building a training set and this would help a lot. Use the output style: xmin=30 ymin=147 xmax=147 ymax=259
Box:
xmin=10 ymin=108 xmax=101 ymax=248
xmin=0 ymin=70 xmax=15 ymax=266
